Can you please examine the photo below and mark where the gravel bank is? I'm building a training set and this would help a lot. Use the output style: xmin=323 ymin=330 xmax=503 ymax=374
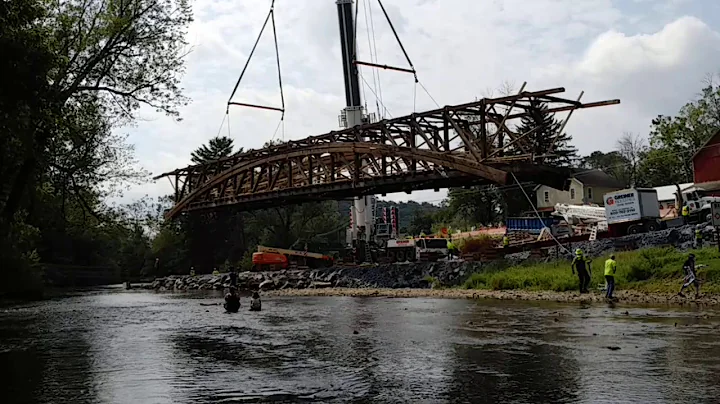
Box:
xmin=267 ymin=287 xmax=720 ymax=307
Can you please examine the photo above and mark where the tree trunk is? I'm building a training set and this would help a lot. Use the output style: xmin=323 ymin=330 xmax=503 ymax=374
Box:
xmin=2 ymin=155 xmax=38 ymax=221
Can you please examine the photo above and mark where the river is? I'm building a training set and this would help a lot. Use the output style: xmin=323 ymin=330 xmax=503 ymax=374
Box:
xmin=1 ymin=287 xmax=720 ymax=403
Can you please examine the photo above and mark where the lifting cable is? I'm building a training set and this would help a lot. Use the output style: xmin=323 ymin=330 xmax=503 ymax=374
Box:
xmin=361 ymin=0 xmax=383 ymax=119
xmin=226 ymin=0 xmax=285 ymax=141
xmin=355 ymin=0 xmax=444 ymax=113
xmin=510 ymin=172 xmax=572 ymax=257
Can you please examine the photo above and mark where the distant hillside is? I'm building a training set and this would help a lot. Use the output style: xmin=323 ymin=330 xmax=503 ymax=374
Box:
xmin=337 ymin=199 xmax=443 ymax=232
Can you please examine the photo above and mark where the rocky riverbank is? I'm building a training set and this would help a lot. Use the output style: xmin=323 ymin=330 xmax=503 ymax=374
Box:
xmin=142 ymin=223 xmax=717 ymax=304
xmin=141 ymin=260 xmax=486 ymax=292
xmin=267 ymin=287 xmax=720 ymax=307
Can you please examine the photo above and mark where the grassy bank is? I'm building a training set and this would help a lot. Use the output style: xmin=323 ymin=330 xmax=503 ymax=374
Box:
xmin=463 ymin=246 xmax=720 ymax=294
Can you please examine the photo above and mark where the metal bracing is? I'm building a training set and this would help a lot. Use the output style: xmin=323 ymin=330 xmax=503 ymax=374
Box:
xmin=157 ymin=86 xmax=620 ymax=219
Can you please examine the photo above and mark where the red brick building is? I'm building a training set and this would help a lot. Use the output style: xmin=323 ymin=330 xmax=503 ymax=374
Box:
xmin=692 ymin=129 xmax=720 ymax=195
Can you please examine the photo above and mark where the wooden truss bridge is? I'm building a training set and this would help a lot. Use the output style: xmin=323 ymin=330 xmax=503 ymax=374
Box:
xmin=157 ymin=86 xmax=619 ymax=219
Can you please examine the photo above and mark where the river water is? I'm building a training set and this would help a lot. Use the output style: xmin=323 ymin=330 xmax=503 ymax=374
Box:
xmin=1 ymin=287 xmax=720 ymax=404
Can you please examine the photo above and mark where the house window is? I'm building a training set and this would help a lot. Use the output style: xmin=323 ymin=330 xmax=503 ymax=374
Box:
xmin=587 ymin=187 xmax=593 ymax=200
xmin=544 ymin=191 xmax=549 ymax=203
xmin=570 ymin=188 xmax=575 ymax=200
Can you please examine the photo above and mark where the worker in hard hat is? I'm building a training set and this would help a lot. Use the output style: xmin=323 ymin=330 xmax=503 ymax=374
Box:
xmin=446 ymin=239 xmax=457 ymax=259
xmin=604 ymin=255 xmax=617 ymax=300
xmin=571 ymin=248 xmax=591 ymax=294
xmin=695 ymin=225 xmax=703 ymax=249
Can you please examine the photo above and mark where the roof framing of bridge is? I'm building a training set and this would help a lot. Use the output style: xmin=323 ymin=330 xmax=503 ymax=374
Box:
xmin=157 ymin=86 xmax=619 ymax=219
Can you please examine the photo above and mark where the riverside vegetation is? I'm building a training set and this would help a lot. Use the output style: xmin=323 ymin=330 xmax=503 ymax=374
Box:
xmin=462 ymin=246 xmax=720 ymax=294
xmin=267 ymin=246 xmax=720 ymax=306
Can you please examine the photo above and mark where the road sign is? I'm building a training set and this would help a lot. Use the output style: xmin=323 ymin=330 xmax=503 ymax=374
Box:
xmin=713 ymin=202 xmax=720 ymax=227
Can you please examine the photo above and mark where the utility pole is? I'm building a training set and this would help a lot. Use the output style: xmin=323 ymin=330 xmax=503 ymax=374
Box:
xmin=336 ymin=0 xmax=375 ymax=256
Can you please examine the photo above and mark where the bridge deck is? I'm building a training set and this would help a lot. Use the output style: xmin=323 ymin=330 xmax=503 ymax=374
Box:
xmin=157 ymin=87 xmax=619 ymax=218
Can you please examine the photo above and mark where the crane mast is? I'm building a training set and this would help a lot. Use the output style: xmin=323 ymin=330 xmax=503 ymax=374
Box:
xmin=336 ymin=0 xmax=376 ymax=253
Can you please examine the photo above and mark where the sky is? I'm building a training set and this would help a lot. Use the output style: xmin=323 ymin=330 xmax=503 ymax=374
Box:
xmin=117 ymin=0 xmax=720 ymax=207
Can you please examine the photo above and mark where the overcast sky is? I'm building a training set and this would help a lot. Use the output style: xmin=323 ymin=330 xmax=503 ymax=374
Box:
xmin=117 ymin=0 xmax=720 ymax=207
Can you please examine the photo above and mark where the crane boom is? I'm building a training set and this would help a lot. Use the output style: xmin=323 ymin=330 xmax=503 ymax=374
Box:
xmin=336 ymin=0 xmax=376 ymax=252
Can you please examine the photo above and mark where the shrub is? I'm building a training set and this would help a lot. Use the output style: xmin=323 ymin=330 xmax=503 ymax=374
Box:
xmin=457 ymin=234 xmax=498 ymax=253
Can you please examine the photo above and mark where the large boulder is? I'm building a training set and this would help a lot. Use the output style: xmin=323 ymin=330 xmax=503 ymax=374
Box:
xmin=259 ymin=279 xmax=275 ymax=291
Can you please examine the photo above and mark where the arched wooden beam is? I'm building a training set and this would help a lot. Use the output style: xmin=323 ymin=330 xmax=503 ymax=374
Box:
xmin=166 ymin=142 xmax=508 ymax=219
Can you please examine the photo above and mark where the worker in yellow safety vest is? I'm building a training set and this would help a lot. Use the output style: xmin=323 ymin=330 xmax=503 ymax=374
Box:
xmin=419 ymin=231 xmax=426 ymax=237
xmin=571 ymin=249 xmax=591 ymax=294
xmin=447 ymin=239 xmax=457 ymax=259
xmin=502 ymin=235 xmax=509 ymax=248
xmin=695 ymin=226 xmax=703 ymax=248
xmin=682 ymin=204 xmax=689 ymax=224
xmin=604 ymin=255 xmax=617 ymax=299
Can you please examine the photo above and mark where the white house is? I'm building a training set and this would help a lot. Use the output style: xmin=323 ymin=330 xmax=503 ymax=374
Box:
xmin=535 ymin=169 xmax=625 ymax=212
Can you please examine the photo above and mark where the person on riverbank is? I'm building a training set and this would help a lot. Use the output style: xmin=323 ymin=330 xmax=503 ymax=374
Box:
xmin=229 ymin=268 xmax=238 ymax=287
xmin=678 ymin=253 xmax=700 ymax=298
xmin=604 ymin=255 xmax=617 ymax=299
xmin=447 ymin=239 xmax=458 ymax=259
xmin=571 ymin=249 xmax=591 ymax=294
xmin=695 ymin=225 xmax=703 ymax=249
xmin=224 ymin=287 xmax=241 ymax=313
xmin=250 ymin=291 xmax=262 ymax=311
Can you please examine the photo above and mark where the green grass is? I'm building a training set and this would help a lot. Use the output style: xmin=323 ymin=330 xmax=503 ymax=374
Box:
xmin=462 ymin=247 xmax=720 ymax=294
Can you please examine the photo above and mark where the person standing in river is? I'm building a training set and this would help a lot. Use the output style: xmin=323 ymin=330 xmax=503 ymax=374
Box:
xmin=604 ymin=255 xmax=617 ymax=300
xmin=250 ymin=291 xmax=262 ymax=311
xmin=224 ymin=287 xmax=241 ymax=313
xmin=571 ymin=249 xmax=591 ymax=294
xmin=229 ymin=268 xmax=238 ymax=287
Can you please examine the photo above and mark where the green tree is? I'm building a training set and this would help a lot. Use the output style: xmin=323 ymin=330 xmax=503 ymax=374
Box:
xmin=0 ymin=0 xmax=193 ymax=295
xmin=513 ymin=100 xmax=578 ymax=167
xmin=581 ymin=151 xmax=631 ymax=187
xmin=444 ymin=186 xmax=504 ymax=228
xmin=637 ymin=78 xmax=720 ymax=186
xmin=407 ymin=211 xmax=434 ymax=236
xmin=190 ymin=136 xmax=238 ymax=164
xmin=2 ymin=0 xmax=193 ymax=222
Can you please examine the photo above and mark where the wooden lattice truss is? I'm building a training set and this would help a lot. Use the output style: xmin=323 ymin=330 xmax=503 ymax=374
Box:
xmin=157 ymin=85 xmax=619 ymax=218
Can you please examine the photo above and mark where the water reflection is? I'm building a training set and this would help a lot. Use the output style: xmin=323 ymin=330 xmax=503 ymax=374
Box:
xmin=2 ymin=290 xmax=720 ymax=403
xmin=0 ymin=298 xmax=97 ymax=403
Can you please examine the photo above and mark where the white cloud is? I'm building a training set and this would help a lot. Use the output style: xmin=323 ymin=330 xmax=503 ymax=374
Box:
xmin=117 ymin=0 xmax=720 ymax=207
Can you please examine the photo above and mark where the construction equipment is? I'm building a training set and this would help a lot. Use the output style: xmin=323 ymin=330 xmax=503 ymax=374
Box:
xmin=675 ymin=186 xmax=720 ymax=223
xmin=251 ymin=246 xmax=334 ymax=271
xmin=603 ymin=188 xmax=688 ymax=236
xmin=385 ymin=236 xmax=449 ymax=262
xmin=553 ymin=203 xmax=608 ymax=233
